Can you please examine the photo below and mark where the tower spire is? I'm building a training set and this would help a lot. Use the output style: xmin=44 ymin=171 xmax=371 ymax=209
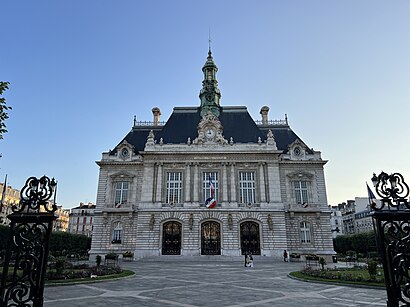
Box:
xmin=199 ymin=44 xmax=221 ymax=118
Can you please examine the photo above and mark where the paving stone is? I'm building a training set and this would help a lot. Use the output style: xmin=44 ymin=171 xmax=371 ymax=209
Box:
xmin=43 ymin=258 xmax=387 ymax=306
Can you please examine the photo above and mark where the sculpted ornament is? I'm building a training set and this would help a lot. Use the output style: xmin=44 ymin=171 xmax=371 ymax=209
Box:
xmin=193 ymin=111 xmax=228 ymax=145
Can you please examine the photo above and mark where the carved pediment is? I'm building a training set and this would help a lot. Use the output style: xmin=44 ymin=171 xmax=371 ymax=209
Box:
xmin=116 ymin=140 xmax=134 ymax=160
xmin=288 ymin=139 xmax=308 ymax=159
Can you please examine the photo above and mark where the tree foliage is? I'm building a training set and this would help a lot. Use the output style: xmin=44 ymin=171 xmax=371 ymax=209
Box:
xmin=333 ymin=231 xmax=377 ymax=256
xmin=0 ymin=225 xmax=91 ymax=256
xmin=0 ymin=81 xmax=11 ymax=139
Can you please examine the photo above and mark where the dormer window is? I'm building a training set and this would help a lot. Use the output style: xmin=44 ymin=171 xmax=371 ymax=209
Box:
xmin=293 ymin=147 xmax=301 ymax=156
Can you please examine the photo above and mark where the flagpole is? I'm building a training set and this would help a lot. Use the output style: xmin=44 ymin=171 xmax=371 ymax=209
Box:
xmin=0 ymin=174 xmax=7 ymax=211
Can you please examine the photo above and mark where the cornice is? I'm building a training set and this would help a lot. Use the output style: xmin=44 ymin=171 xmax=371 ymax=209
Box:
xmin=279 ymin=159 xmax=328 ymax=165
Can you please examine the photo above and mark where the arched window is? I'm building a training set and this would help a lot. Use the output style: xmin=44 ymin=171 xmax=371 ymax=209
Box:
xmin=300 ymin=221 xmax=311 ymax=243
xmin=112 ymin=221 xmax=123 ymax=244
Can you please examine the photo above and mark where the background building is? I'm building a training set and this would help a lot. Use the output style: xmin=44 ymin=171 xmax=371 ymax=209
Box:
xmin=330 ymin=197 xmax=376 ymax=236
xmin=53 ymin=205 xmax=70 ymax=232
xmin=69 ymin=202 xmax=96 ymax=237
xmin=89 ymin=51 xmax=335 ymax=261
xmin=0 ymin=183 xmax=20 ymax=226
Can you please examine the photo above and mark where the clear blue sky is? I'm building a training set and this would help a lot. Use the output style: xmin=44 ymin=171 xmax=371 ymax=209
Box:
xmin=1 ymin=1 xmax=409 ymax=208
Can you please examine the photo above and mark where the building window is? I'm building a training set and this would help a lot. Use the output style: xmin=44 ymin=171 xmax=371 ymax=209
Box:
xmin=239 ymin=171 xmax=256 ymax=204
xmin=294 ymin=181 xmax=308 ymax=204
xmin=112 ymin=221 xmax=122 ymax=244
xmin=300 ymin=221 xmax=311 ymax=243
xmin=114 ymin=182 xmax=128 ymax=207
xmin=203 ymin=172 xmax=218 ymax=202
xmin=166 ymin=172 xmax=183 ymax=204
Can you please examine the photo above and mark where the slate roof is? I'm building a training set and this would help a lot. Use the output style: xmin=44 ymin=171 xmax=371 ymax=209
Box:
xmin=112 ymin=106 xmax=309 ymax=154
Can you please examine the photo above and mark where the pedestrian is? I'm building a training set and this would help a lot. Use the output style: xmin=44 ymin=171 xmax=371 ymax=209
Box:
xmin=244 ymin=253 xmax=249 ymax=267
xmin=249 ymin=254 xmax=254 ymax=268
xmin=283 ymin=249 xmax=288 ymax=262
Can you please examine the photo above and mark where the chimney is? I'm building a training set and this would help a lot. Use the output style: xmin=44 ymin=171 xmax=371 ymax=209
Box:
xmin=152 ymin=107 xmax=161 ymax=125
xmin=260 ymin=106 xmax=269 ymax=124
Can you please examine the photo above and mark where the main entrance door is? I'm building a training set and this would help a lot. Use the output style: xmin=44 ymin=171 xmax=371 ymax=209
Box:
xmin=240 ymin=221 xmax=261 ymax=255
xmin=162 ymin=221 xmax=182 ymax=255
xmin=201 ymin=221 xmax=221 ymax=255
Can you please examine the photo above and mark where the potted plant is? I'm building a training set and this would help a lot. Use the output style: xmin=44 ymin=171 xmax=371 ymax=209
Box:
xmin=122 ymin=251 xmax=134 ymax=259
xmin=105 ymin=253 xmax=118 ymax=260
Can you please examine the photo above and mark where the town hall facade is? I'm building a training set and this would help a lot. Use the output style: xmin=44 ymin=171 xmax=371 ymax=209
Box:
xmin=89 ymin=50 xmax=335 ymax=260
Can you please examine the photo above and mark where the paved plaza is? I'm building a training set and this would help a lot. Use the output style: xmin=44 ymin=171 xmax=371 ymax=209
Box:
xmin=44 ymin=257 xmax=387 ymax=307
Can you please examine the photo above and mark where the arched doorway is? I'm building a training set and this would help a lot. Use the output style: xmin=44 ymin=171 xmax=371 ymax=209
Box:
xmin=240 ymin=221 xmax=261 ymax=255
xmin=162 ymin=221 xmax=182 ymax=255
xmin=201 ymin=221 xmax=221 ymax=255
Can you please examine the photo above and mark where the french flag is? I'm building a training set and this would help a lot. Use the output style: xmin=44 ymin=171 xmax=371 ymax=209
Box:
xmin=206 ymin=197 xmax=217 ymax=208
xmin=209 ymin=175 xmax=215 ymax=196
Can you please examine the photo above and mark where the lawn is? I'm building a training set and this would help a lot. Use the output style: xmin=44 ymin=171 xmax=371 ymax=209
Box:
xmin=290 ymin=267 xmax=385 ymax=288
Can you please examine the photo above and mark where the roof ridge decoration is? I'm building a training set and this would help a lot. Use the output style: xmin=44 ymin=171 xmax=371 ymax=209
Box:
xmin=146 ymin=130 xmax=155 ymax=147
xmin=193 ymin=111 xmax=228 ymax=145
xmin=266 ymin=129 xmax=277 ymax=149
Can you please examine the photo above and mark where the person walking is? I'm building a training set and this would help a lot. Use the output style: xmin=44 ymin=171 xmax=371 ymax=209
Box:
xmin=283 ymin=249 xmax=288 ymax=262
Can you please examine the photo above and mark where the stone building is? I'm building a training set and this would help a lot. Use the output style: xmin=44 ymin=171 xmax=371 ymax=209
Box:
xmin=69 ymin=202 xmax=96 ymax=237
xmin=0 ymin=183 xmax=20 ymax=226
xmin=89 ymin=50 xmax=334 ymax=261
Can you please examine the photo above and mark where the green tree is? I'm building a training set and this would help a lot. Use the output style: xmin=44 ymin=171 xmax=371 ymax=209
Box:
xmin=0 ymin=81 xmax=12 ymax=139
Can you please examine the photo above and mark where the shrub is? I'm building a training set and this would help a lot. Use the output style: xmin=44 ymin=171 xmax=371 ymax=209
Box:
xmin=55 ymin=258 xmax=66 ymax=275
xmin=319 ymin=257 xmax=327 ymax=270
xmin=367 ymin=259 xmax=378 ymax=280
xmin=96 ymin=255 xmax=102 ymax=267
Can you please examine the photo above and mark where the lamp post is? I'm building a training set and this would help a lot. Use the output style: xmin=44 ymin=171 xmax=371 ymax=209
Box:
xmin=370 ymin=172 xmax=410 ymax=307
xmin=0 ymin=176 xmax=57 ymax=307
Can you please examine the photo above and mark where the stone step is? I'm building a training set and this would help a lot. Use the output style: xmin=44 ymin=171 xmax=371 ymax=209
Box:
xmin=138 ymin=255 xmax=279 ymax=263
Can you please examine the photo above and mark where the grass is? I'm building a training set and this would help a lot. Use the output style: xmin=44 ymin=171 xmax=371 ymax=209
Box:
xmin=45 ymin=269 xmax=135 ymax=286
xmin=289 ymin=268 xmax=385 ymax=288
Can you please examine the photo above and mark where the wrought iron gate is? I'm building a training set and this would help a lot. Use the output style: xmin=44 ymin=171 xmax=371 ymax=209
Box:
xmin=201 ymin=221 xmax=221 ymax=255
xmin=162 ymin=221 xmax=182 ymax=255
xmin=240 ymin=221 xmax=261 ymax=255
xmin=0 ymin=176 xmax=57 ymax=307
xmin=370 ymin=171 xmax=410 ymax=307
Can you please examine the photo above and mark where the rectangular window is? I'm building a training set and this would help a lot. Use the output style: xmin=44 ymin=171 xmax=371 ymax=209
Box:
xmin=294 ymin=181 xmax=308 ymax=204
xmin=239 ymin=171 xmax=256 ymax=204
xmin=115 ymin=182 xmax=129 ymax=205
xmin=300 ymin=221 xmax=311 ymax=243
xmin=202 ymin=172 xmax=219 ymax=203
xmin=112 ymin=221 xmax=122 ymax=243
xmin=166 ymin=172 xmax=183 ymax=204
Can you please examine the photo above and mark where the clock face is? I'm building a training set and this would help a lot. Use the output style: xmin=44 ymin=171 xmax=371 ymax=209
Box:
xmin=206 ymin=128 xmax=215 ymax=139
xmin=293 ymin=147 xmax=301 ymax=156
xmin=121 ymin=148 xmax=129 ymax=158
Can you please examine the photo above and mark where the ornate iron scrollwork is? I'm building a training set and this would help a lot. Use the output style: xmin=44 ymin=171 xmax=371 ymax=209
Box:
xmin=371 ymin=172 xmax=409 ymax=210
xmin=371 ymin=171 xmax=410 ymax=306
xmin=0 ymin=175 xmax=57 ymax=307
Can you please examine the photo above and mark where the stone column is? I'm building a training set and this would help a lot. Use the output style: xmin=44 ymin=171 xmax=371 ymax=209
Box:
xmin=230 ymin=163 xmax=236 ymax=203
xmin=259 ymin=162 xmax=266 ymax=203
xmin=222 ymin=163 xmax=228 ymax=203
xmin=193 ymin=163 xmax=199 ymax=203
xmin=185 ymin=163 xmax=191 ymax=203
xmin=264 ymin=163 xmax=270 ymax=203
xmin=156 ymin=163 xmax=163 ymax=203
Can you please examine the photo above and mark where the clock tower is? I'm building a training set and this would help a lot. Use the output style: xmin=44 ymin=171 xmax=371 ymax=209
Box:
xmin=199 ymin=50 xmax=221 ymax=118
